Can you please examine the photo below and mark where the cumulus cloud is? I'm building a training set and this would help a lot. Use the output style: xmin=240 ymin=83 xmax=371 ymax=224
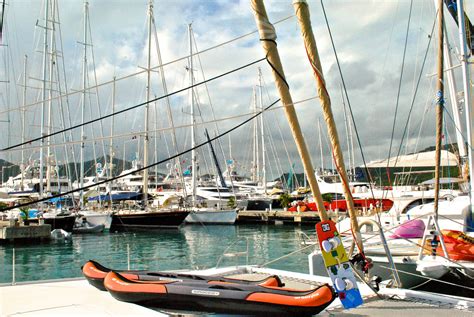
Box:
xmin=0 ymin=0 xmax=468 ymax=178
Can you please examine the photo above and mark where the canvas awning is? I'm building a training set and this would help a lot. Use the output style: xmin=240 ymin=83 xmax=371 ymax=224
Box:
xmin=88 ymin=192 xmax=142 ymax=202
xmin=364 ymin=150 xmax=458 ymax=168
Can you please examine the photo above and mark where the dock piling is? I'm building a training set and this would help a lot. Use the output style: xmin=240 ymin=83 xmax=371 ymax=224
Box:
xmin=12 ymin=248 xmax=16 ymax=285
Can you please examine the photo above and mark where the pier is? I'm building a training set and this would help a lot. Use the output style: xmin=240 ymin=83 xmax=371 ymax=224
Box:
xmin=0 ymin=221 xmax=51 ymax=242
xmin=237 ymin=209 xmax=321 ymax=225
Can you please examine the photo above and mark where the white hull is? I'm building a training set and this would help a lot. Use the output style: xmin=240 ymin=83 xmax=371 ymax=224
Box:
xmin=185 ymin=209 xmax=237 ymax=224
xmin=78 ymin=211 xmax=113 ymax=230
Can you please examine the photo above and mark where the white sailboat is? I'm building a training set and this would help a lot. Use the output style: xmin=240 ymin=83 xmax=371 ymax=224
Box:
xmin=184 ymin=24 xmax=237 ymax=225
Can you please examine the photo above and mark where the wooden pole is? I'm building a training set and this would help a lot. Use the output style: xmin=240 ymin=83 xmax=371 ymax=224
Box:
xmin=434 ymin=0 xmax=444 ymax=220
xmin=293 ymin=0 xmax=362 ymax=249
xmin=251 ymin=0 xmax=328 ymax=220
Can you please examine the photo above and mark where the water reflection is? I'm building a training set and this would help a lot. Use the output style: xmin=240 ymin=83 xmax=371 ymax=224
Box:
xmin=0 ymin=224 xmax=316 ymax=283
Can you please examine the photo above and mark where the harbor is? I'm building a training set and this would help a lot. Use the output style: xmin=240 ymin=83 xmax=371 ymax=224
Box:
xmin=0 ymin=225 xmax=315 ymax=284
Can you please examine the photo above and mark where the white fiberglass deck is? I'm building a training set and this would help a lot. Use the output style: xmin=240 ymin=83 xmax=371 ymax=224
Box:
xmin=0 ymin=278 xmax=166 ymax=316
xmin=1 ymin=267 xmax=472 ymax=316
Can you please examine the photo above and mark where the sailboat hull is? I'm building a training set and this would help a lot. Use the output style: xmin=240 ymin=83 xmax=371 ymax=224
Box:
xmin=184 ymin=209 xmax=237 ymax=224
xmin=27 ymin=215 xmax=76 ymax=232
xmin=110 ymin=210 xmax=189 ymax=231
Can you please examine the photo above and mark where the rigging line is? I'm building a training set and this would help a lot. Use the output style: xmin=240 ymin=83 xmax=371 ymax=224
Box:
xmin=319 ymin=0 xmax=377 ymax=202
xmin=2 ymin=14 xmax=294 ymax=117
xmin=379 ymin=265 xmax=474 ymax=291
xmin=3 ymin=96 xmax=318 ymax=154
xmin=392 ymin=11 xmax=438 ymax=170
xmin=385 ymin=0 xmax=415 ymax=189
xmin=1 ymin=57 xmax=267 ymax=152
xmin=0 ymin=98 xmax=281 ymax=213
xmin=443 ymin=104 xmax=474 ymax=153
xmin=401 ymin=80 xmax=435 ymax=184
xmin=319 ymin=0 xmax=376 ymax=257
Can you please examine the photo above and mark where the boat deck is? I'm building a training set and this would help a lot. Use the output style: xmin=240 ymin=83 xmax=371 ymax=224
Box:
xmin=323 ymin=296 xmax=473 ymax=316
xmin=2 ymin=269 xmax=472 ymax=316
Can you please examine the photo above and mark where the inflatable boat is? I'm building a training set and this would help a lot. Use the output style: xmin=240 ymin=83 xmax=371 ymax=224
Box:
xmin=104 ymin=271 xmax=336 ymax=316
xmin=82 ymin=260 xmax=284 ymax=291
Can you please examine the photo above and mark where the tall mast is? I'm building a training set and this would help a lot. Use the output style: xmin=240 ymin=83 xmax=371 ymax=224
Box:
xmin=189 ymin=23 xmax=196 ymax=206
xmin=21 ymin=55 xmax=27 ymax=191
xmin=46 ymin=0 xmax=56 ymax=193
xmin=457 ymin=0 xmax=474 ymax=218
xmin=150 ymin=10 xmax=185 ymax=188
xmin=341 ymin=87 xmax=352 ymax=180
xmin=258 ymin=68 xmax=266 ymax=194
xmin=79 ymin=1 xmax=88 ymax=208
xmin=292 ymin=0 xmax=362 ymax=247
xmin=252 ymin=86 xmax=258 ymax=182
xmin=349 ymin=107 xmax=356 ymax=179
xmin=433 ymin=0 xmax=444 ymax=219
xmin=109 ymin=76 xmax=115 ymax=186
xmin=251 ymin=0 xmax=328 ymax=219
xmin=39 ymin=0 xmax=50 ymax=203
xmin=154 ymin=98 xmax=158 ymax=186
xmin=142 ymin=0 xmax=153 ymax=207
xmin=318 ymin=119 xmax=324 ymax=172
xmin=442 ymin=32 xmax=466 ymax=158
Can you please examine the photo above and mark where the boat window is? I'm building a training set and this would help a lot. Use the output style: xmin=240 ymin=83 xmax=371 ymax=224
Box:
xmin=402 ymin=198 xmax=434 ymax=214
xmin=203 ymin=188 xmax=231 ymax=193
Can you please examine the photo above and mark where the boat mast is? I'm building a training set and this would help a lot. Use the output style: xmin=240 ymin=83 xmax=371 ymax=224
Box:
xmin=150 ymin=12 xmax=185 ymax=189
xmin=252 ymin=86 xmax=257 ymax=182
xmin=442 ymin=31 xmax=466 ymax=159
xmin=46 ymin=0 xmax=56 ymax=194
xmin=457 ymin=0 xmax=474 ymax=222
xmin=189 ymin=23 xmax=197 ymax=206
xmin=258 ymin=67 xmax=267 ymax=194
xmin=341 ymin=87 xmax=352 ymax=180
xmin=251 ymin=0 xmax=328 ymax=219
xmin=433 ymin=0 xmax=445 ymax=220
xmin=255 ymin=87 xmax=260 ymax=183
xmin=142 ymin=0 xmax=153 ymax=207
xmin=292 ymin=0 xmax=362 ymax=247
xmin=39 ymin=0 xmax=50 ymax=204
xmin=21 ymin=55 xmax=27 ymax=191
xmin=349 ymin=107 xmax=356 ymax=179
xmin=79 ymin=1 xmax=88 ymax=208
xmin=109 ymin=76 xmax=115 ymax=196
xmin=318 ymin=119 xmax=324 ymax=172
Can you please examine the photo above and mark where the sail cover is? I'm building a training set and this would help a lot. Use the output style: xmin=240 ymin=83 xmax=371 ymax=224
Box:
xmin=364 ymin=150 xmax=459 ymax=168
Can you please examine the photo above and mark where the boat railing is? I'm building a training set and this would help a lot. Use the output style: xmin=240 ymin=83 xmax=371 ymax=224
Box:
xmin=215 ymin=237 xmax=249 ymax=268
xmin=297 ymin=230 xmax=315 ymax=246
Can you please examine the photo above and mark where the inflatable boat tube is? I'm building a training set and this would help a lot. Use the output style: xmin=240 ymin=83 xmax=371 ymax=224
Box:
xmin=82 ymin=260 xmax=284 ymax=291
xmin=104 ymin=271 xmax=336 ymax=316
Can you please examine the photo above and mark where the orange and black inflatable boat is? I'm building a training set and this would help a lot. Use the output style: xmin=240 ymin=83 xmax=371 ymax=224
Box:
xmin=82 ymin=260 xmax=284 ymax=291
xmin=104 ymin=271 xmax=336 ymax=316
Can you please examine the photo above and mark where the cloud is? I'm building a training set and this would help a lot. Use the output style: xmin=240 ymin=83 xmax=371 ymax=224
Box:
xmin=0 ymin=0 xmax=466 ymax=179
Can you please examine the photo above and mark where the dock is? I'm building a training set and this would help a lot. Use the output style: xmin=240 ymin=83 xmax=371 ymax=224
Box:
xmin=0 ymin=220 xmax=51 ymax=242
xmin=237 ymin=209 xmax=321 ymax=224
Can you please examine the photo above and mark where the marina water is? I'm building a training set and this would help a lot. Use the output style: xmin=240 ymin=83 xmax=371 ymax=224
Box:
xmin=0 ymin=224 xmax=315 ymax=284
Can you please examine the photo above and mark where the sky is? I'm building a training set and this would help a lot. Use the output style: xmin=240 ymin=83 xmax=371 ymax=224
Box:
xmin=0 ymin=0 xmax=472 ymax=180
